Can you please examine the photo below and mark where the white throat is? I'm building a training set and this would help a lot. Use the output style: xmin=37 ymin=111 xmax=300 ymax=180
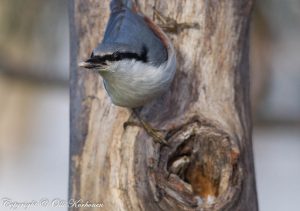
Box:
xmin=99 ymin=47 xmax=176 ymax=108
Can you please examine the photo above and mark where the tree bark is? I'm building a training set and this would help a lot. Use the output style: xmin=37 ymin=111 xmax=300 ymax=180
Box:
xmin=69 ymin=0 xmax=258 ymax=210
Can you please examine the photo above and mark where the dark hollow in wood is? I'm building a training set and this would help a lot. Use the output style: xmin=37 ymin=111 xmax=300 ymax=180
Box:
xmin=149 ymin=117 xmax=242 ymax=210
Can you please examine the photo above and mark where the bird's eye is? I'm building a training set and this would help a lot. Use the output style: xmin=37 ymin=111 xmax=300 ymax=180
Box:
xmin=113 ymin=53 xmax=118 ymax=59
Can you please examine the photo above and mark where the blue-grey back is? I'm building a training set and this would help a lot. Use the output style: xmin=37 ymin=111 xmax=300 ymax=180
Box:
xmin=99 ymin=2 xmax=168 ymax=66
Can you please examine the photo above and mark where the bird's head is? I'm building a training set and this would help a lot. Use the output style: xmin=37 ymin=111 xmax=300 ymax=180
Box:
xmin=79 ymin=42 xmax=148 ymax=74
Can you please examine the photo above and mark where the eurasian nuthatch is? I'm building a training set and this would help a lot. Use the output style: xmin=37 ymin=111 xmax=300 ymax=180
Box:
xmin=79 ymin=0 xmax=176 ymax=108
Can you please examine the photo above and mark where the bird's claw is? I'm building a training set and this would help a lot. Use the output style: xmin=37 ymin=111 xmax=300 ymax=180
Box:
xmin=147 ymin=129 xmax=170 ymax=146
xmin=124 ymin=112 xmax=169 ymax=146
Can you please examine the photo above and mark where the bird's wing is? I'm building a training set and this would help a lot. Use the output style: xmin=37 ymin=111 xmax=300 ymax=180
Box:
xmin=101 ymin=0 xmax=168 ymax=66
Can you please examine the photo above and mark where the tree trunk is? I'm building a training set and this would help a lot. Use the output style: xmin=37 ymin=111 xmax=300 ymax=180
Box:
xmin=69 ymin=0 xmax=258 ymax=210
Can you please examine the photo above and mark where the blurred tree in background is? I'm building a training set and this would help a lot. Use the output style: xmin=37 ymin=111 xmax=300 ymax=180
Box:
xmin=0 ymin=0 xmax=68 ymax=82
xmin=0 ymin=1 xmax=69 ymax=207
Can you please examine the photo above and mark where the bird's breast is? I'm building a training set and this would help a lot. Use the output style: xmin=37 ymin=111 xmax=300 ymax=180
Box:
xmin=102 ymin=58 xmax=176 ymax=108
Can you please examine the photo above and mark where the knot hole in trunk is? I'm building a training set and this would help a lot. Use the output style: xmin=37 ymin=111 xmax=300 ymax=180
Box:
xmin=150 ymin=117 xmax=242 ymax=210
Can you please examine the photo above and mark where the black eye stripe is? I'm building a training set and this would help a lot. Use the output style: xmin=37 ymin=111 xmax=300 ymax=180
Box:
xmin=87 ymin=45 xmax=148 ymax=64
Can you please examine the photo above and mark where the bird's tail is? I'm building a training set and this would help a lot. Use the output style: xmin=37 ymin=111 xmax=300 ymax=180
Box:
xmin=110 ymin=0 xmax=134 ymax=11
xmin=110 ymin=0 xmax=141 ymax=13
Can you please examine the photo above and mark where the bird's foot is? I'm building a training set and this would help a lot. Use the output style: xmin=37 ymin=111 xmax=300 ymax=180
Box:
xmin=123 ymin=119 xmax=141 ymax=130
xmin=141 ymin=121 xmax=169 ymax=146
xmin=124 ymin=120 xmax=166 ymax=133
xmin=124 ymin=117 xmax=169 ymax=146
xmin=153 ymin=7 xmax=200 ymax=34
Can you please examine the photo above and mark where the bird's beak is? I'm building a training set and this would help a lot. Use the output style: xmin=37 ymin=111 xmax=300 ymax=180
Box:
xmin=78 ymin=61 xmax=95 ymax=69
xmin=78 ymin=60 xmax=108 ymax=72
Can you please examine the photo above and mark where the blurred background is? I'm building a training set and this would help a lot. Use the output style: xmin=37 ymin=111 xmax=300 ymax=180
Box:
xmin=0 ymin=0 xmax=299 ymax=211
xmin=0 ymin=0 xmax=69 ymax=211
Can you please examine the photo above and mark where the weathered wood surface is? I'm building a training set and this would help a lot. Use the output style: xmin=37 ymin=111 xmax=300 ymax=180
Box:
xmin=69 ymin=0 xmax=258 ymax=210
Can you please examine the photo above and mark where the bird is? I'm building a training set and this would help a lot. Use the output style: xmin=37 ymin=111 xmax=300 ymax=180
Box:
xmin=79 ymin=0 xmax=176 ymax=145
